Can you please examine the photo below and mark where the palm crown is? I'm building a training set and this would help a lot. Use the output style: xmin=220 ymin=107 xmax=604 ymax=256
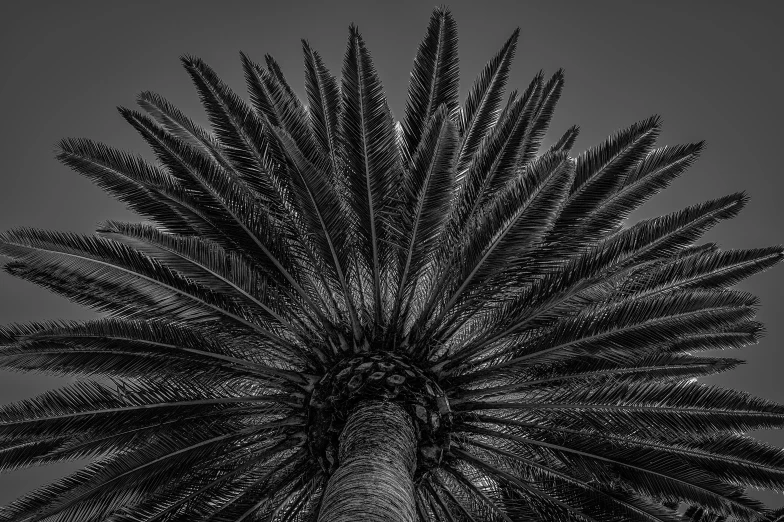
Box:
xmin=1 ymin=6 xmax=784 ymax=522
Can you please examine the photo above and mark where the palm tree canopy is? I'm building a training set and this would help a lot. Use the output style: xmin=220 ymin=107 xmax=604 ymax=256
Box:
xmin=1 ymin=6 xmax=783 ymax=522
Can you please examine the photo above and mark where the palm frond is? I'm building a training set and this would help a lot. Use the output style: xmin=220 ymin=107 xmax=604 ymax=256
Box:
xmin=180 ymin=56 xmax=288 ymax=215
xmin=555 ymin=115 xmax=662 ymax=235
xmin=456 ymin=29 xmax=519 ymax=179
xmin=55 ymin=138 xmax=218 ymax=237
xmin=340 ymin=24 xmax=401 ymax=326
xmin=394 ymin=104 xmax=457 ymax=335
xmin=0 ymin=318 xmax=307 ymax=382
xmin=577 ymin=142 xmax=705 ymax=238
xmin=402 ymin=6 xmax=460 ymax=164
xmin=302 ymin=40 xmax=342 ymax=174
xmin=455 ymin=379 xmax=784 ymax=436
xmin=272 ymin=127 xmax=362 ymax=340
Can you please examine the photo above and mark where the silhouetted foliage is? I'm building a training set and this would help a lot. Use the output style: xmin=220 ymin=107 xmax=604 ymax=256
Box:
xmin=1 ymin=6 xmax=783 ymax=522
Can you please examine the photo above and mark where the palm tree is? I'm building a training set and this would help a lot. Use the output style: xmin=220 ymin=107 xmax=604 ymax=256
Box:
xmin=1 ymin=6 xmax=783 ymax=521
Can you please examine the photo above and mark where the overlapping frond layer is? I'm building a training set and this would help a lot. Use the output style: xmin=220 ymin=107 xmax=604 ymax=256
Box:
xmin=1 ymin=6 xmax=782 ymax=522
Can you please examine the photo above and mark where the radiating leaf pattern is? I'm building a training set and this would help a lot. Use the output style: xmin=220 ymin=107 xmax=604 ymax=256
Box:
xmin=1 ymin=6 xmax=783 ymax=522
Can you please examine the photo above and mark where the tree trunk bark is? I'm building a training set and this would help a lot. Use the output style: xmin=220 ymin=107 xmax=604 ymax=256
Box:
xmin=317 ymin=400 xmax=418 ymax=522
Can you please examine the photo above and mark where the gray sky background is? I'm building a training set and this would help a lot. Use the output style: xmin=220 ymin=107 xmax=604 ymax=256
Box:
xmin=1 ymin=0 xmax=783 ymax=508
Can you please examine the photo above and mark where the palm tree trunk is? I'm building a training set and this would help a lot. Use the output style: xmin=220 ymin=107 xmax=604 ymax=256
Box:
xmin=317 ymin=400 xmax=418 ymax=522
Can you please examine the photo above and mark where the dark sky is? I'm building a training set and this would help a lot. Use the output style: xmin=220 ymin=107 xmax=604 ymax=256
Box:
xmin=1 ymin=0 xmax=783 ymax=509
